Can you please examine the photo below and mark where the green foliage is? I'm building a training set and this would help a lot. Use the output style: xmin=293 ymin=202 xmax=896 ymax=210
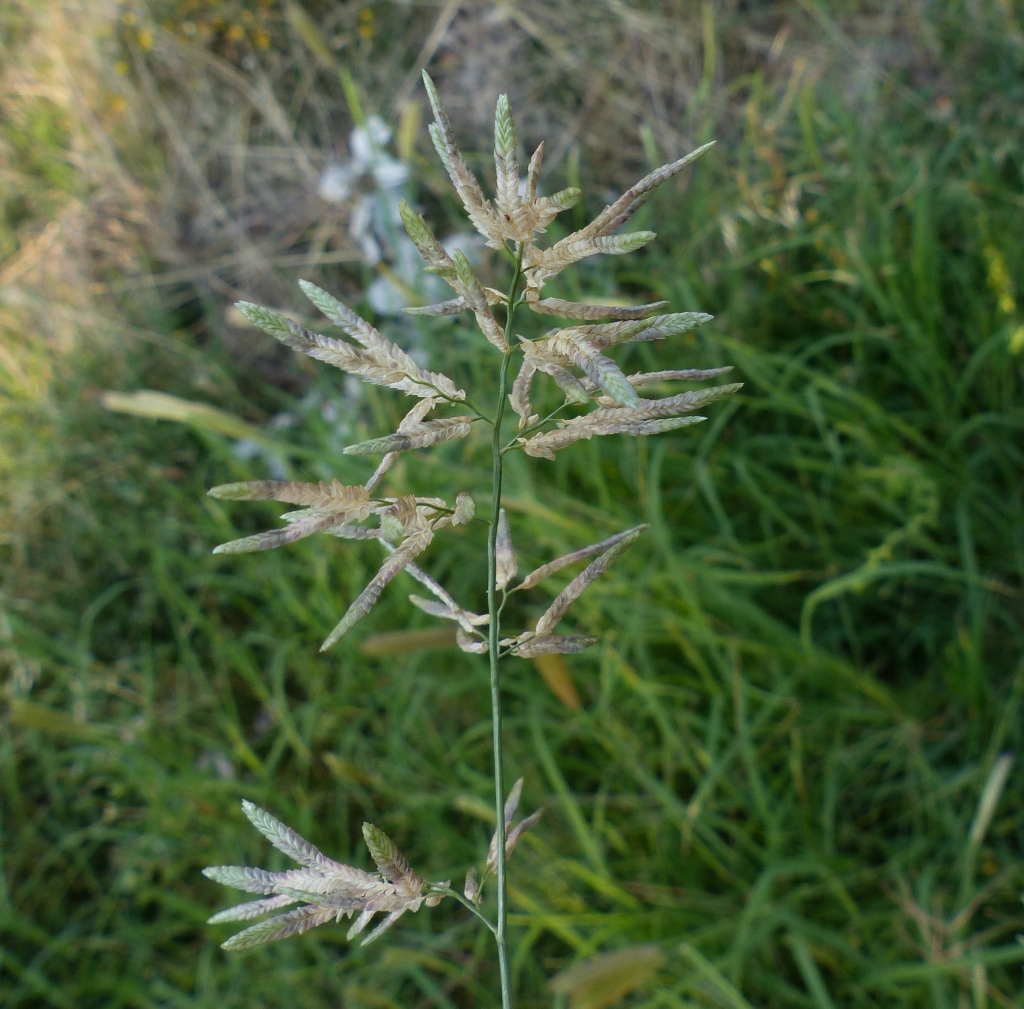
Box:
xmin=2 ymin=1 xmax=1023 ymax=1006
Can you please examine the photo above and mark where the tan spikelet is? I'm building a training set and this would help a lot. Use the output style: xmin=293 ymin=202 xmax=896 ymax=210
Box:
xmin=344 ymin=417 xmax=476 ymax=456
xmin=404 ymin=297 xmax=468 ymax=318
xmin=589 ymin=383 xmax=744 ymax=419
xmin=524 ymin=142 xmax=544 ymax=206
xmin=422 ymin=72 xmax=507 ymax=249
xmin=573 ymin=141 xmax=716 ymax=242
xmin=620 ymin=367 xmax=734 ymax=387
xmin=510 ymin=633 xmax=597 ymax=657
xmin=492 ymin=94 xmax=524 ymax=236
xmin=518 ymin=340 xmax=590 ymax=403
xmin=209 ymin=479 xmax=370 ymax=509
xmin=397 ymin=200 xmax=457 ymax=279
xmin=280 ymin=320 xmax=466 ymax=402
xmin=495 ymin=509 xmax=518 ymax=591
xmin=213 ymin=507 xmax=371 ymax=555
xmin=508 ymin=358 xmax=539 ymax=427
xmin=524 ymin=232 xmax=656 ymax=289
xmin=452 ymin=250 xmax=508 ymax=352
xmin=320 ymin=529 xmax=434 ymax=650
xmin=540 ymin=331 xmax=640 ymax=408
xmin=515 ymin=526 xmax=648 ymax=594
xmin=533 ymin=525 xmax=645 ymax=635
xmin=524 ymin=295 xmax=669 ymax=321
xmin=520 ymin=415 xmax=705 ymax=459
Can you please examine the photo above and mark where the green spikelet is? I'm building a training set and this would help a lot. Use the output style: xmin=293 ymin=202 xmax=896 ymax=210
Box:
xmin=235 ymin=302 xmax=292 ymax=339
xmin=494 ymin=94 xmax=516 ymax=162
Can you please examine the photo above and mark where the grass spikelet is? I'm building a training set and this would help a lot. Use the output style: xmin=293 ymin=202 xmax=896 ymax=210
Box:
xmin=524 ymin=142 xmax=544 ymax=205
xmin=320 ymin=529 xmax=434 ymax=650
xmin=220 ymin=906 xmax=337 ymax=950
xmin=495 ymin=509 xmax=518 ymax=590
xmin=509 ymin=359 xmax=539 ymax=426
xmin=543 ymin=331 xmax=641 ymax=408
xmin=208 ymin=479 xmax=370 ymax=508
xmin=212 ymin=509 xmax=364 ymax=554
xmin=534 ymin=525 xmax=646 ymax=635
xmin=398 ymin=200 xmax=458 ymax=278
xmin=235 ymin=301 xmax=294 ymax=339
xmin=361 ymin=823 xmax=415 ymax=886
xmin=524 ymin=296 xmax=669 ymax=321
xmin=343 ymin=417 xmax=476 ymax=456
xmin=575 ymin=141 xmax=716 ymax=240
xmin=207 ymin=894 xmax=299 ymax=924
xmin=453 ymin=249 xmax=508 ymax=351
xmin=524 ymin=232 xmax=657 ymax=288
xmin=515 ymin=526 xmax=649 ymax=594
xmin=404 ymin=296 xmax=468 ymax=317
xmin=452 ymin=491 xmax=477 ymax=526
xmin=241 ymin=801 xmax=331 ymax=867
xmin=520 ymin=414 xmax=706 ymax=459
xmin=519 ymin=341 xmax=591 ymax=403
xmin=531 ymin=187 xmax=582 ymax=230
xmin=511 ymin=634 xmax=597 ymax=656
xmin=281 ymin=319 xmax=466 ymax=401
xmin=422 ymin=71 xmax=505 ymax=248
xmin=493 ymin=94 xmax=522 ymax=227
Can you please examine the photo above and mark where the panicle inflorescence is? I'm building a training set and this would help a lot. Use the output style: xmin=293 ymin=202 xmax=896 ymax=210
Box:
xmin=206 ymin=73 xmax=739 ymax=964
xmin=203 ymin=801 xmax=445 ymax=949
xmin=205 ymin=784 xmax=541 ymax=949
xmin=214 ymin=72 xmax=739 ymax=657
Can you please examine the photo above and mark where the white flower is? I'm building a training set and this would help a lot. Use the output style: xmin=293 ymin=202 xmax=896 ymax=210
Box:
xmin=316 ymin=116 xmax=412 ymax=267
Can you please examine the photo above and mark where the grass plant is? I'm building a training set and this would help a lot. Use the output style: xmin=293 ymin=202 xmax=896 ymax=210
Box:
xmin=200 ymin=76 xmax=738 ymax=1008
xmin=2 ymin=2 xmax=1023 ymax=1007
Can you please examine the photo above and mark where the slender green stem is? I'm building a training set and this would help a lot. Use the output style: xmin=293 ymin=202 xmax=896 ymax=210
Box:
xmin=501 ymin=401 xmax=573 ymax=454
xmin=487 ymin=242 xmax=525 ymax=1009
xmin=427 ymin=883 xmax=497 ymax=934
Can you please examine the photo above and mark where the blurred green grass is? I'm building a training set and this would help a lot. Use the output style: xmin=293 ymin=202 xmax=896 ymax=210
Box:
xmin=2 ymin=2 xmax=1023 ymax=1007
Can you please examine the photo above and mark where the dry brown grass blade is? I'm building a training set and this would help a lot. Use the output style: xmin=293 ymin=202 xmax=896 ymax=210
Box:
xmin=531 ymin=654 xmax=582 ymax=709
xmin=549 ymin=945 xmax=666 ymax=1009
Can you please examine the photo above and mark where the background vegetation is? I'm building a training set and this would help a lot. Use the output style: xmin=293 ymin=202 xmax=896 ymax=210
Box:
xmin=2 ymin=1 xmax=1022 ymax=1007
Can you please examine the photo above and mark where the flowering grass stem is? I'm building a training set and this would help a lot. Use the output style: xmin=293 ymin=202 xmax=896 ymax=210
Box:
xmin=487 ymin=241 xmax=525 ymax=1009
xmin=204 ymin=75 xmax=735 ymax=1004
